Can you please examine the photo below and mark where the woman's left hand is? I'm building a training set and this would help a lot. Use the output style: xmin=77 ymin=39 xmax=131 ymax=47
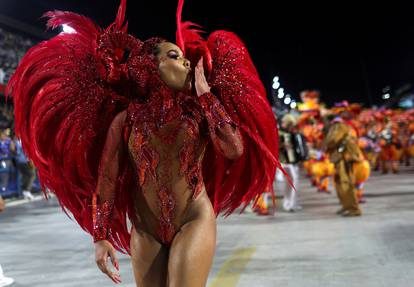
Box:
xmin=195 ymin=57 xmax=211 ymax=97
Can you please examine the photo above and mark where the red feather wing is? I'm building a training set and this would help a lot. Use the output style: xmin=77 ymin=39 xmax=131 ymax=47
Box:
xmin=7 ymin=10 xmax=137 ymax=253
xmin=204 ymin=31 xmax=281 ymax=216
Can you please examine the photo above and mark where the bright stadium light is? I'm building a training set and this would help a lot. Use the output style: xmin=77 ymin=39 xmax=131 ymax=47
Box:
xmin=290 ymin=101 xmax=297 ymax=109
xmin=62 ymin=24 xmax=75 ymax=34
xmin=272 ymin=81 xmax=280 ymax=90
xmin=284 ymin=97 xmax=291 ymax=105
xmin=273 ymin=76 xmax=279 ymax=83
xmin=382 ymin=93 xmax=390 ymax=99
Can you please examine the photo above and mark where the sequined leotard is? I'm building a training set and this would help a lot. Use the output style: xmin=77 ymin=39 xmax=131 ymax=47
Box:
xmin=93 ymin=90 xmax=243 ymax=245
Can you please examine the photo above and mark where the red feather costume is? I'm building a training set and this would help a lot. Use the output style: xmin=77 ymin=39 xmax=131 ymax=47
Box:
xmin=7 ymin=0 xmax=280 ymax=254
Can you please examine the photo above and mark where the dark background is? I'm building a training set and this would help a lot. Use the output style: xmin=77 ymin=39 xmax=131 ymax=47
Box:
xmin=1 ymin=0 xmax=412 ymax=107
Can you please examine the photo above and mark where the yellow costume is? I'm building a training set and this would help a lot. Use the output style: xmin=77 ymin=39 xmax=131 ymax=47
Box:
xmin=353 ymin=160 xmax=371 ymax=202
xmin=310 ymin=155 xmax=335 ymax=193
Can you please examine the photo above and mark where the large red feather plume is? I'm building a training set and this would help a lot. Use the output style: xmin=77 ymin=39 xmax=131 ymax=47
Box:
xmin=6 ymin=0 xmax=138 ymax=254
xmin=176 ymin=0 xmax=212 ymax=73
xmin=176 ymin=1 xmax=282 ymax=215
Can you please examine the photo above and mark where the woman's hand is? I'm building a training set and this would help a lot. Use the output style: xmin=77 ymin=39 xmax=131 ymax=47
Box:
xmin=195 ymin=57 xmax=211 ymax=97
xmin=95 ymin=240 xmax=122 ymax=284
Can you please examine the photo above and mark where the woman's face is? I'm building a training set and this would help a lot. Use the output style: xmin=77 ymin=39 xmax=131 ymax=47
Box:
xmin=157 ymin=42 xmax=192 ymax=91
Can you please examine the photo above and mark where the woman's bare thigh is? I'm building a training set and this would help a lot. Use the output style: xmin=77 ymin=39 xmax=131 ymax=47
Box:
xmin=130 ymin=227 xmax=169 ymax=287
xmin=167 ymin=197 xmax=216 ymax=287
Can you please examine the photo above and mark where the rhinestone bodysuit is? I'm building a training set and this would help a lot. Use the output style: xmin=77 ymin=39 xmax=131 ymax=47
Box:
xmin=93 ymin=90 xmax=242 ymax=244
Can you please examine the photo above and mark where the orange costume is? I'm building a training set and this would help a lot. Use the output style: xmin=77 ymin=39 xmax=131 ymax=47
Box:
xmin=297 ymin=90 xmax=332 ymax=193
xmin=378 ymin=115 xmax=400 ymax=174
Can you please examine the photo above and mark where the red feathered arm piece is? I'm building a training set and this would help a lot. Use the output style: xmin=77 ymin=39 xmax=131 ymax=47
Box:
xmin=6 ymin=9 xmax=138 ymax=254
xmin=203 ymin=31 xmax=281 ymax=216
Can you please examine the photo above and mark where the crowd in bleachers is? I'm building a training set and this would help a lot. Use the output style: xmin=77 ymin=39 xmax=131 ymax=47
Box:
xmin=0 ymin=27 xmax=35 ymax=84
xmin=0 ymin=26 xmax=38 ymax=200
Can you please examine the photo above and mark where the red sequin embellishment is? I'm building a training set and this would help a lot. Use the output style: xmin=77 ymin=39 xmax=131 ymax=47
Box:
xmin=92 ymin=198 xmax=115 ymax=242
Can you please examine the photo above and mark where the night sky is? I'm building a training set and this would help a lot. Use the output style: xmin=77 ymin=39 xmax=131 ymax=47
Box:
xmin=1 ymin=0 xmax=413 ymax=107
